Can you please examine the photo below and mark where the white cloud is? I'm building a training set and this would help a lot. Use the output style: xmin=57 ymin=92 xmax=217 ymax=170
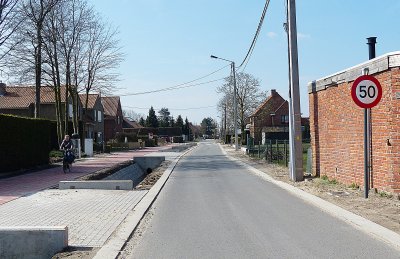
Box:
xmin=267 ymin=31 xmax=277 ymax=39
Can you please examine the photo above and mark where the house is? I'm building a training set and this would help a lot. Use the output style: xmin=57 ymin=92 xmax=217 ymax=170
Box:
xmin=0 ymin=84 xmax=82 ymax=121
xmin=308 ymin=51 xmax=400 ymax=193
xmin=79 ymin=94 xmax=104 ymax=143
xmin=122 ymin=117 xmax=143 ymax=130
xmin=249 ymin=89 xmax=289 ymax=144
xmin=101 ymin=96 xmax=123 ymax=141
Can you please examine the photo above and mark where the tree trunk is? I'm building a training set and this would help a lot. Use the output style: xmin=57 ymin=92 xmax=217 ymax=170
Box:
xmin=34 ymin=25 xmax=42 ymax=118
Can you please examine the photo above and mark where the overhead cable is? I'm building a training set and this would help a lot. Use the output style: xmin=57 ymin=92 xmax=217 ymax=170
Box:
xmin=238 ymin=0 xmax=271 ymax=70
xmin=117 ymin=64 xmax=230 ymax=97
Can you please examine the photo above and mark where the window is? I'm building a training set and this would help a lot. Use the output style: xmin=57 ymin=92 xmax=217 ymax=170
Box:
xmin=281 ymin=115 xmax=289 ymax=123
xmin=69 ymin=104 xmax=73 ymax=118
xmin=117 ymin=116 xmax=121 ymax=125
xmin=94 ymin=110 xmax=97 ymax=121
xmin=98 ymin=111 xmax=102 ymax=122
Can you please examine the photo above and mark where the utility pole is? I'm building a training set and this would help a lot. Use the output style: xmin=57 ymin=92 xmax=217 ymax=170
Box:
xmin=210 ymin=55 xmax=238 ymax=151
xmin=224 ymin=103 xmax=227 ymax=143
xmin=232 ymin=62 xmax=239 ymax=151
xmin=287 ymin=0 xmax=303 ymax=181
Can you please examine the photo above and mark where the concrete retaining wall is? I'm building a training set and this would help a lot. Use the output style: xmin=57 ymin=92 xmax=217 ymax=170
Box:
xmin=59 ymin=180 xmax=133 ymax=190
xmin=0 ymin=226 xmax=68 ymax=259
xmin=134 ymin=156 xmax=165 ymax=172
xmin=104 ymin=163 xmax=144 ymax=186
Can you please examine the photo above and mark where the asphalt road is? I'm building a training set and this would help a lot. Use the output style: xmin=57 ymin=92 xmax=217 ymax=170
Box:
xmin=129 ymin=141 xmax=399 ymax=258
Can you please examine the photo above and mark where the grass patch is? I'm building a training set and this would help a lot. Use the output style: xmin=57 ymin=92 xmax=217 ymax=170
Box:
xmin=379 ymin=191 xmax=393 ymax=198
xmin=319 ymin=175 xmax=338 ymax=184
xmin=349 ymin=183 xmax=359 ymax=189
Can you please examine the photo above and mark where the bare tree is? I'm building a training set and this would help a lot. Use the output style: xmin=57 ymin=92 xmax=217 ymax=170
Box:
xmin=122 ymin=109 xmax=144 ymax=122
xmin=217 ymin=72 xmax=267 ymax=133
xmin=0 ymin=0 xmax=21 ymax=65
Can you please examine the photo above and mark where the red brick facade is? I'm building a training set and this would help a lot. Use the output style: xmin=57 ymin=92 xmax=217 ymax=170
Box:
xmin=309 ymin=52 xmax=400 ymax=193
xmin=249 ymin=90 xmax=289 ymax=143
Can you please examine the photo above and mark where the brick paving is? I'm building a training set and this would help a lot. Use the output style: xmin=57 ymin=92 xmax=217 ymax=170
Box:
xmin=0 ymin=189 xmax=147 ymax=247
xmin=0 ymin=147 xmax=168 ymax=205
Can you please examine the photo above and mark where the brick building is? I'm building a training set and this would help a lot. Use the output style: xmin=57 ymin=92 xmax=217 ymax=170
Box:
xmin=101 ymin=96 xmax=123 ymax=141
xmin=249 ymin=89 xmax=289 ymax=144
xmin=79 ymin=94 xmax=104 ymax=143
xmin=308 ymin=51 xmax=400 ymax=193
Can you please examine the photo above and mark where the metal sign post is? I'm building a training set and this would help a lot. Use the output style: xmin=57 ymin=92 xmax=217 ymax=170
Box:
xmin=351 ymin=75 xmax=382 ymax=198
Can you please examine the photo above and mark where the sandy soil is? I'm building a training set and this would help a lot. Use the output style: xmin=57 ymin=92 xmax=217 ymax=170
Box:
xmin=222 ymin=145 xmax=400 ymax=234
xmin=135 ymin=161 xmax=171 ymax=190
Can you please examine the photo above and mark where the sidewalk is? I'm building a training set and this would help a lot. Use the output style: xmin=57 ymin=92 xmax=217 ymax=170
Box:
xmin=0 ymin=147 xmax=168 ymax=205
xmin=0 ymin=146 xmax=188 ymax=251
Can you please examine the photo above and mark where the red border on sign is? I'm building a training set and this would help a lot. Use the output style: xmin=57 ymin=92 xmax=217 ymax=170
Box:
xmin=351 ymin=75 xmax=382 ymax=109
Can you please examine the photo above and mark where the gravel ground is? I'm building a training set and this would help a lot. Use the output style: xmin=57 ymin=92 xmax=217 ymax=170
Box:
xmin=222 ymin=144 xmax=400 ymax=234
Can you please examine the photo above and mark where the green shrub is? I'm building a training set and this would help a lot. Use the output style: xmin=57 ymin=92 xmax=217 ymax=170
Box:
xmin=172 ymin=136 xmax=184 ymax=143
xmin=0 ymin=114 xmax=52 ymax=173
xmin=104 ymin=145 xmax=111 ymax=153
xmin=321 ymin=175 xmax=329 ymax=181
xmin=49 ymin=150 xmax=63 ymax=158
xmin=145 ymin=139 xmax=156 ymax=147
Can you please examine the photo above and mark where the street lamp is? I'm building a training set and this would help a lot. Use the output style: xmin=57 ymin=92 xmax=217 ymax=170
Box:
xmin=211 ymin=55 xmax=239 ymax=151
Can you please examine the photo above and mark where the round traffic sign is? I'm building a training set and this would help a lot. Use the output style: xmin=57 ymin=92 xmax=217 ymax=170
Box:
xmin=351 ymin=75 xmax=382 ymax=108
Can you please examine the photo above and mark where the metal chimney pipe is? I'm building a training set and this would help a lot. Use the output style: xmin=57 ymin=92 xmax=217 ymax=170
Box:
xmin=367 ymin=37 xmax=377 ymax=60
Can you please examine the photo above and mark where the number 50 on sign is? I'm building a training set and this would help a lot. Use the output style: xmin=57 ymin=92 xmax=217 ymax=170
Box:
xmin=351 ymin=75 xmax=382 ymax=108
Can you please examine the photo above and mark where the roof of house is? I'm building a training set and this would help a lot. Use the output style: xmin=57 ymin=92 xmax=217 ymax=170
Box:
xmin=122 ymin=118 xmax=143 ymax=129
xmin=79 ymin=94 xmax=99 ymax=109
xmin=250 ymin=90 xmax=286 ymax=117
xmin=101 ymin=96 xmax=121 ymax=117
xmin=0 ymin=86 xmax=69 ymax=109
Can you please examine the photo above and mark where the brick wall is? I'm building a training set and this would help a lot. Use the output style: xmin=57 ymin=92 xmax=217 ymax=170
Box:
xmin=309 ymin=53 xmax=400 ymax=193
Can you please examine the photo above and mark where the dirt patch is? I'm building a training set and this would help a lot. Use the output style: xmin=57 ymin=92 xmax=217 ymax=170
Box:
xmin=223 ymin=145 xmax=400 ymax=234
xmin=135 ymin=161 xmax=171 ymax=190
xmin=76 ymin=160 xmax=134 ymax=181
xmin=52 ymin=247 xmax=99 ymax=259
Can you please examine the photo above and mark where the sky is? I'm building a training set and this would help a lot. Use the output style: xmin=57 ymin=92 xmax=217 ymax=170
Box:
xmin=88 ymin=0 xmax=400 ymax=124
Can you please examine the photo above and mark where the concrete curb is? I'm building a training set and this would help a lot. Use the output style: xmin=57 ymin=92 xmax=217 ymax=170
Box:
xmin=93 ymin=144 xmax=197 ymax=259
xmin=0 ymin=226 xmax=68 ymax=259
xmin=219 ymin=144 xmax=400 ymax=252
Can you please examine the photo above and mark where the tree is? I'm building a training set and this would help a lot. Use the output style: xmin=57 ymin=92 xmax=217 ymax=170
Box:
xmin=8 ymin=0 xmax=123 ymax=142
xmin=158 ymin=107 xmax=171 ymax=127
xmin=22 ymin=0 xmax=61 ymax=118
xmin=175 ymin=115 xmax=184 ymax=129
xmin=200 ymin=117 xmax=217 ymax=137
xmin=217 ymin=72 xmax=267 ymax=133
xmin=139 ymin=117 xmax=145 ymax=127
xmin=145 ymin=106 xmax=159 ymax=128
xmin=0 ymin=0 xmax=21 ymax=64
xmin=169 ymin=116 xmax=175 ymax=127
xmin=183 ymin=117 xmax=190 ymax=136
xmin=123 ymin=109 xmax=144 ymax=122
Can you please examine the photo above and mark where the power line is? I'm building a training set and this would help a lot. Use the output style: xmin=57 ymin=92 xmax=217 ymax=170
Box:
xmin=122 ymin=105 xmax=217 ymax=111
xmin=116 ymin=64 xmax=230 ymax=97
xmin=238 ymin=0 xmax=271 ymax=70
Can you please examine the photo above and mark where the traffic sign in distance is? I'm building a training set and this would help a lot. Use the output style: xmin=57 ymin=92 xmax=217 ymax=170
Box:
xmin=351 ymin=75 xmax=382 ymax=108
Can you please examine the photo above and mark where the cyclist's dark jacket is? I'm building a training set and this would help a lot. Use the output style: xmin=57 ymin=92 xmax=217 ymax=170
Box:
xmin=60 ymin=140 xmax=73 ymax=150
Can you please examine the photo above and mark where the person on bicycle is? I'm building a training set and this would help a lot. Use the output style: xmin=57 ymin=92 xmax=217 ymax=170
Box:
xmin=60 ymin=134 xmax=73 ymax=150
xmin=60 ymin=135 xmax=74 ymax=165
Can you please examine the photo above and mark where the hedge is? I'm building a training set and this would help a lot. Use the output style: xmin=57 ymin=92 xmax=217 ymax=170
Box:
xmin=0 ymin=114 xmax=52 ymax=173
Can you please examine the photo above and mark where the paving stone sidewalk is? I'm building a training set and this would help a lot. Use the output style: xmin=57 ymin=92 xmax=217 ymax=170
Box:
xmin=0 ymin=147 xmax=167 ymax=205
xmin=0 ymin=189 xmax=147 ymax=247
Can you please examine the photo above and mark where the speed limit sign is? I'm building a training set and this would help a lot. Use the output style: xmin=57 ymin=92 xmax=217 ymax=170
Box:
xmin=351 ymin=75 xmax=382 ymax=108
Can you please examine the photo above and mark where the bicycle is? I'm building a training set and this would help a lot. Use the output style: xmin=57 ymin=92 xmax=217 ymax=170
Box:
xmin=62 ymin=149 xmax=74 ymax=173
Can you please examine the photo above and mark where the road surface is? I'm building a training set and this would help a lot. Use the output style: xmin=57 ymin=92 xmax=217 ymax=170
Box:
xmin=129 ymin=141 xmax=399 ymax=258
